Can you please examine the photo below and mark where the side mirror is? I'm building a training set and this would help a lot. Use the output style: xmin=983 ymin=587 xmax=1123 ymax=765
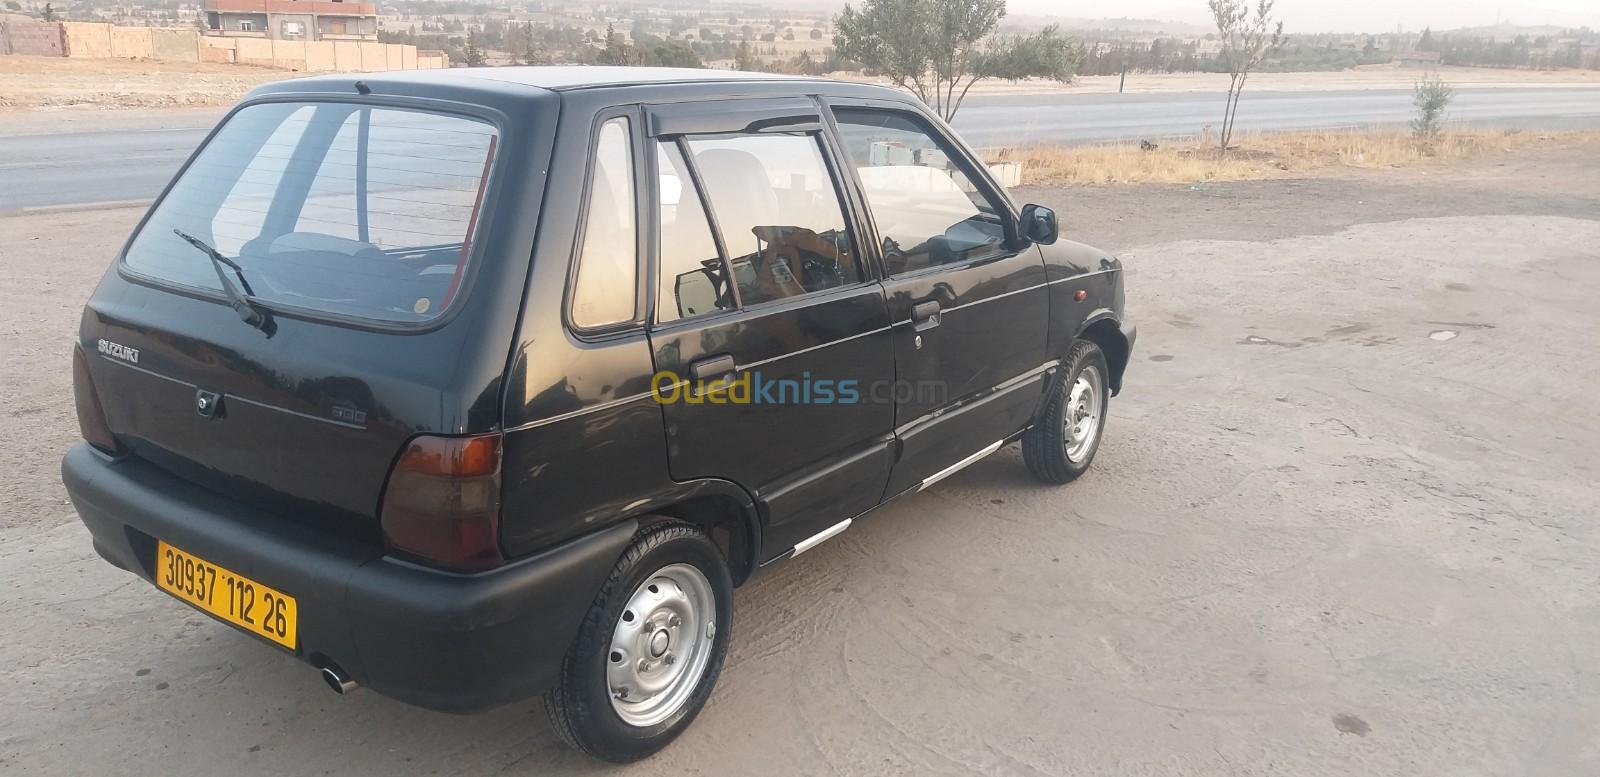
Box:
xmin=1018 ymin=204 xmax=1059 ymax=246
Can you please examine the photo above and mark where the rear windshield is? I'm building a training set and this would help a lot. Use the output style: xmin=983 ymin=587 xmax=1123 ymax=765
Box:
xmin=123 ymin=101 xmax=498 ymax=324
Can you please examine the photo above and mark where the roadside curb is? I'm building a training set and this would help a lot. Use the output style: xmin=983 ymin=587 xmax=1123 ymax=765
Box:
xmin=5 ymin=199 xmax=152 ymax=217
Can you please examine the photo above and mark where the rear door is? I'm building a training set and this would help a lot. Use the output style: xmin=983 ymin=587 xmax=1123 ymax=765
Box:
xmin=826 ymin=101 xmax=1050 ymax=498
xmin=643 ymin=98 xmax=894 ymax=559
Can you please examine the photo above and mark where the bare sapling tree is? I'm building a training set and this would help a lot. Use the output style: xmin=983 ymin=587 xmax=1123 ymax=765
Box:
xmin=1208 ymin=0 xmax=1282 ymax=149
xmin=1410 ymin=74 xmax=1455 ymax=143
xmin=835 ymin=0 xmax=1082 ymax=122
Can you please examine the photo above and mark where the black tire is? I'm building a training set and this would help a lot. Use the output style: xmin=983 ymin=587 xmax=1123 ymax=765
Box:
xmin=545 ymin=521 xmax=734 ymax=763
xmin=1023 ymin=339 xmax=1111 ymax=484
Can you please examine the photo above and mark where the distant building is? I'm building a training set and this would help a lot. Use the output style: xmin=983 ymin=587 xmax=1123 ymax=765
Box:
xmin=202 ymin=0 xmax=377 ymax=41
xmin=1397 ymin=50 xmax=1441 ymax=66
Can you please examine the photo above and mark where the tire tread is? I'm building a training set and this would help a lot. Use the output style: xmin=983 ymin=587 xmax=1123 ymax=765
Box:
xmin=1023 ymin=339 xmax=1108 ymax=484
xmin=544 ymin=521 xmax=728 ymax=762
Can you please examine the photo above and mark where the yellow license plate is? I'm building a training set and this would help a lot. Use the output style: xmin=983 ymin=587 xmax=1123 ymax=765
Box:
xmin=156 ymin=541 xmax=298 ymax=650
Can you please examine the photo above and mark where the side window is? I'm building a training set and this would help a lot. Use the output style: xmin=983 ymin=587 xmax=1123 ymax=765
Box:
xmin=832 ymin=108 xmax=1007 ymax=276
xmin=684 ymin=133 xmax=861 ymax=307
xmin=655 ymin=140 xmax=733 ymax=323
xmin=570 ymin=117 xmax=637 ymax=329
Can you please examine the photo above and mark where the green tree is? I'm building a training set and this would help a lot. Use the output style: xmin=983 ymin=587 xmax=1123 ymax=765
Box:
xmin=1207 ymin=0 xmax=1283 ymax=149
xmin=1417 ymin=27 xmax=1437 ymax=52
xmin=600 ymin=23 xmax=628 ymax=65
xmin=734 ymin=40 xmax=757 ymax=71
xmin=810 ymin=27 xmax=823 ymax=40
xmin=4 ymin=1 xmax=23 ymax=11
xmin=834 ymin=0 xmax=1082 ymax=121
xmin=520 ymin=23 xmax=546 ymax=65
xmin=463 ymin=28 xmax=486 ymax=67
xmin=645 ymin=40 xmax=702 ymax=68
xmin=1410 ymin=74 xmax=1454 ymax=141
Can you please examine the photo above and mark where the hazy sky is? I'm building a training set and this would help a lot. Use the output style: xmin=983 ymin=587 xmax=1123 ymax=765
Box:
xmin=1005 ymin=0 xmax=1600 ymax=33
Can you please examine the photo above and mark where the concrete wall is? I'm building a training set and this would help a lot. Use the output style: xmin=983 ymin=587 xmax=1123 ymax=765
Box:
xmin=62 ymin=21 xmax=113 ymax=58
xmin=332 ymin=39 xmax=360 ymax=71
xmin=359 ymin=41 xmax=385 ymax=71
xmin=233 ymin=36 xmax=274 ymax=67
xmin=151 ymin=28 xmax=199 ymax=62
xmin=417 ymin=49 xmax=446 ymax=69
xmin=304 ymin=39 xmax=336 ymax=71
xmin=270 ymin=38 xmax=305 ymax=70
xmin=9 ymin=19 xmax=435 ymax=73
xmin=108 ymin=25 xmax=153 ymax=59
xmin=198 ymin=35 xmax=237 ymax=63
xmin=0 ymin=14 xmax=66 ymax=57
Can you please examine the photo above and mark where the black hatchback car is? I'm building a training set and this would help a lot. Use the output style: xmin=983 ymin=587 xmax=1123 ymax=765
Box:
xmin=63 ymin=67 xmax=1134 ymax=761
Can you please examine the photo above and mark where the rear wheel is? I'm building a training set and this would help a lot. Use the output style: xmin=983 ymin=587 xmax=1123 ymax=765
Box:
xmin=546 ymin=521 xmax=733 ymax=762
xmin=1023 ymin=340 xmax=1110 ymax=484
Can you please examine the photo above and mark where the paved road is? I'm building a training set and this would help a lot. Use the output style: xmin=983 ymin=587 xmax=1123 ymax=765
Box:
xmin=2 ymin=86 xmax=1598 ymax=212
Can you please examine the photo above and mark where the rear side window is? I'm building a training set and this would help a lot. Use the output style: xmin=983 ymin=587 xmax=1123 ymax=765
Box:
xmin=123 ymin=102 xmax=498 ymax=324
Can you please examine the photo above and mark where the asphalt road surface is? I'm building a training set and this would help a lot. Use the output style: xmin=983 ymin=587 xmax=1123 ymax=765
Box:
xmin=2 ymin=86 xmax=1598 ymax=213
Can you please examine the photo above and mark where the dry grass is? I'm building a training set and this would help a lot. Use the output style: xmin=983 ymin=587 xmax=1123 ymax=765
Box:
xmin=0 ymin=55 xmax=299 ymax=111
xmin=998 ymin=128 xmax=1600 ymax=186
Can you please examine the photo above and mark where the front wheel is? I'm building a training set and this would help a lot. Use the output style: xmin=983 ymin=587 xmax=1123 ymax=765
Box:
xmin=1023 ymin=340 xmax=1111 ymax=484
xmin=545 ymin=521 xmax=733 ymax=762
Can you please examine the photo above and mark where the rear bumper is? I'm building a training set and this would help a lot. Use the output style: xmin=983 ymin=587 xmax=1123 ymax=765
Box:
xmin=62 ymin=443 xmax=632 ymax=713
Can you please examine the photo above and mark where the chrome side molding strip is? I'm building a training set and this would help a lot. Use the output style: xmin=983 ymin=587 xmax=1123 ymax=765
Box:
xmin=790 ymin=518 xmax=852 ymax=557
xmin=919 ymin=439 xmax=1004 ymax=492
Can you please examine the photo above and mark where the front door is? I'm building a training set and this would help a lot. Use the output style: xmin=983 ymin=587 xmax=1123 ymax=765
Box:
xmin=828 ymin=103 xmax=1050 ymax=498
xmin=645 ymin=100 xmax=894 ymax=560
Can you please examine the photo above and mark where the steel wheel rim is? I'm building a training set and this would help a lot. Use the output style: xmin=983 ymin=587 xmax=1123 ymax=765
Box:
xmin=1063 ymin=364 xmax=1103 ymax=463
xmin=606 ymin=563 xmax=717 ymax=728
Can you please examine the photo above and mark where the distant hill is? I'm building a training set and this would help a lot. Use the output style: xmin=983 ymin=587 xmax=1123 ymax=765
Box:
xmin=1005 ymin=14 xmax=1214 ymax=38
xmin=1440 ymin=22 xmax=1582 ymax=39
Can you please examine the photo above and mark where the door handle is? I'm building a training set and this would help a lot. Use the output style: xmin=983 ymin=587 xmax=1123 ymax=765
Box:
xmin=689 ymin=353 xmax=737 ymax=384
xmin=911 ymin=300 xmax=942 ymax=332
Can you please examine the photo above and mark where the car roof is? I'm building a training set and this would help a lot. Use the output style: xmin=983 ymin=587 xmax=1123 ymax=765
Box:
xmin=293 ymin=65 xmax=830 ymax=93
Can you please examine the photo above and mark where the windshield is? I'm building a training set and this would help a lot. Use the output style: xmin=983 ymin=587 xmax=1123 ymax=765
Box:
xmin=123 ymin=101 xmax=498 ymax=324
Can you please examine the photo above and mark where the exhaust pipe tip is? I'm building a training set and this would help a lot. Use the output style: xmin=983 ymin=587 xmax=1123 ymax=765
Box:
xmin=321 ymin=665 xmax=357 ymax=695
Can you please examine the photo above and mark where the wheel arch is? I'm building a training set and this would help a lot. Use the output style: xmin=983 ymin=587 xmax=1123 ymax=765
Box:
xmin=1075 ymin=315 xmax=1130 ymax=396
xmin=638 ymin=482 xmax=762 ymax=587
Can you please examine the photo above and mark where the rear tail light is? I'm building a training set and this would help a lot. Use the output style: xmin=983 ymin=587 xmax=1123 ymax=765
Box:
xmin=378 ymin=433 xmax=504 ymax=571
xmin=72 ymin=346 xmax=120 ymax=455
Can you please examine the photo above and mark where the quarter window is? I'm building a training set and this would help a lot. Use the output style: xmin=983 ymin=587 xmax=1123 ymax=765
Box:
xmin=833 ymin=108 xmax=1007 ymax=275
xmin=655 ymin=141 xmax=731 ymax=323
xmin=570 ymin=117 xmax=638 ymax=329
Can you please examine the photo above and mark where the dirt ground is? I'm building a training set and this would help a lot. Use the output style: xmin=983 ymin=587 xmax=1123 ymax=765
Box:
xmin=2 ymin=145 xmax=1599 ymax=775
xmin=0 ymin=55 xmax=302 ymax=111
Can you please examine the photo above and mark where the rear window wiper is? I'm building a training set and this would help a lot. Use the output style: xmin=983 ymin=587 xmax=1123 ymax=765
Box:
xmin=171 ymin=229 xmax=276 ymax=335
